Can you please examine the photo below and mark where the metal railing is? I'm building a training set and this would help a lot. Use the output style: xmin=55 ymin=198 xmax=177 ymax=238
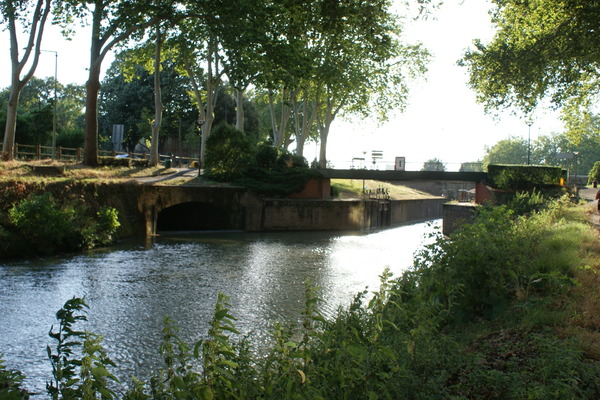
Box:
xmin=1 ymin=143 xmax=198 ymax=166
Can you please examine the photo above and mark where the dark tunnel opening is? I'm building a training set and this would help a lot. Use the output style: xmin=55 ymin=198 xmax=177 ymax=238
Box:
xmin=156 ymin=202 xmax=234 ymax=231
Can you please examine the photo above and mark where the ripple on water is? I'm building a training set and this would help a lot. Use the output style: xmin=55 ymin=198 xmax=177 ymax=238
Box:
xmin=0 ymin=220 xmax=439 ymax=393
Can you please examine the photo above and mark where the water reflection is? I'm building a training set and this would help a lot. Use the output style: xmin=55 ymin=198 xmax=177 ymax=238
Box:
xmin=0 ymin=220 xmax=439 ymax=395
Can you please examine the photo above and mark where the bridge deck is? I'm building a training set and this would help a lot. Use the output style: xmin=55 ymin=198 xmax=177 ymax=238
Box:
xmin=320 ymin=169 xmax=488 ymax=182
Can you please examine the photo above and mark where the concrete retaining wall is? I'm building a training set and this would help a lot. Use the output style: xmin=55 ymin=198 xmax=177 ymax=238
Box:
xmin=131 ymin=185 xmax=448 ymax=234
xmin=249 ymin=197 xmax=446 ymax=232
xmin=391 ymin=198 xmax=445 ymax=225
xmin=443 ymin=202 xmax=478 ymax=235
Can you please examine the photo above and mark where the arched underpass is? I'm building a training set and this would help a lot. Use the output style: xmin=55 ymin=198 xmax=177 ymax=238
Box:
xmin=156 ymin=201 xmax=237 ymax=231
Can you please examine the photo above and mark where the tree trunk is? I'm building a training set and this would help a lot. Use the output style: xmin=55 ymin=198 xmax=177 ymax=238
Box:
xmin=293 ymin=95 xmax=317 ymax=158
xmin=318 ymin=100 xmax=336 ymax=169
xmin=84 ymin=70 xmax=101 ymax=166
xmin=235 ymin=88 xmax=245 ymax=133
xmin=83 ymin=5 xmax=106 ymax=167
xmin=181 ymin=39 xmax=221 ymax=166
xmin=2 ymin=0 xmax=51 ymax=161
xmin=2 ymin=85 xmax=21 ymax=161
xmin=268 ymin=87 xmax=298 ymax=149
xmin=150 ymin=24 xmax=163 ymax=167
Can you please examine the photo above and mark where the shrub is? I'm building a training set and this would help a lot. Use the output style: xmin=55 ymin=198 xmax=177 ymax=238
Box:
xmin=8 ymin=193 xmax=74 ymax=254
xmin=253 ymin=142 xmax=278 ymax=169
xmin=488 ymin=164 xmax=562 ymax=190
xmin=0 ymin=356 xmax=30 ymax=399
xmin=6 ymin=193 xmax=120 ymax=256
xmin=588 ymin=161 xmax=600 ymax=185
xmin=276 ymin=151 xmax=308 ymax=169
xmin=507 ymin=189 xmax=547 ymax=215
xmin=204 ymin=123 xmax=253 ymax=181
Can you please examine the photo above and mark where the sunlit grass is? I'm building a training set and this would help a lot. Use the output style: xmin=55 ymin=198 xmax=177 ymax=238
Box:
xmin=0 ymin=160 xmax=170 ymax=182
xmin=331 ymin=178 xmax=434 ymax=199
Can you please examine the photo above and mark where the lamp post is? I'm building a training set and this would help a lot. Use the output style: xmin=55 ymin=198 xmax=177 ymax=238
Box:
xmin=41 ymin=50 xmax=58 ymax=160
xmin=197 ymin=119 xmax=205 ymax=175
xmin=573 ymin=151 xmax=579 ymax=186
xmin=525 ymin=117 xmax=533 ymax=165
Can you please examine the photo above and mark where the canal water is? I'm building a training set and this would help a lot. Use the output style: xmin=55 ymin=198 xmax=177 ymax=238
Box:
xmin=0 ymin=220 xmax=439 ymax=395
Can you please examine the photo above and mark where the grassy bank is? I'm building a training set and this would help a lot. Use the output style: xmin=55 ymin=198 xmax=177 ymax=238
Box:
xmin=2 ymin=195 xmax=599 ymax=399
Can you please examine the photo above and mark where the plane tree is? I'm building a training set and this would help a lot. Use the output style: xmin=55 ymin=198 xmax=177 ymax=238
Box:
xmin=251 ymin=0 xmax=319 ymax=151
xmin=312 ymin=0 xmax=429 ymax=168
xmin=54 ymin=0 xmax=178 ymax=166
xmin=203 ymin=0 xmax=266 ymax=134
xmin=1 ymin=0 xmax=52 ymax=160
xmin=171 ymin=12 xmax=226 ymax=166
xmin=460 ymin=0 xmax=600 ymax=118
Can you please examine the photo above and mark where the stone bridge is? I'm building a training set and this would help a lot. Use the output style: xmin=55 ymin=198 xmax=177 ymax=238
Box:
xmin=136 ymin=170 xmax=492 ymax=235
xmin=138 ymin=185 xmax=253 ymax=235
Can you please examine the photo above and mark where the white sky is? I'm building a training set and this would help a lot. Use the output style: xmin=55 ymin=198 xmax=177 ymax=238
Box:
xmin=1 ymin=0 xmax=564 ymax=170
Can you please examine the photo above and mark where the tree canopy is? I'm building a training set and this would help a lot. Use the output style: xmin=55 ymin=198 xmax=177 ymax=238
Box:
xmin=460 ymin=0 xmax=600 ymax=115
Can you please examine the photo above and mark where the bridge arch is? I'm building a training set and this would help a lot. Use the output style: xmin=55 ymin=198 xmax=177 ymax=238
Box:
xmin=156 ymin=201 xmax=236 ymax=231
xmin=138 ymin=186 xmax=250 ymax=235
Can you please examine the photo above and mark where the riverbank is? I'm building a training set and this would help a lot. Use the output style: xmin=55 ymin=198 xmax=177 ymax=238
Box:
xmin=0 ymin=160 xmax=444 ymax=241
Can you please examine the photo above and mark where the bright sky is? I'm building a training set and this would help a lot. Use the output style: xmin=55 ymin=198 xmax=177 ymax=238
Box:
xmin=1 ymin=0 xmax=564 ymax=171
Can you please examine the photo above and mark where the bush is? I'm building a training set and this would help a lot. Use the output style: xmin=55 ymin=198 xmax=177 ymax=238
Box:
xmin=488 ymin=164 xmax=563 ymax=190
xmin=276 ymin=151 xmax=308 ymax=169
xmin=204 ymin=123 xmax=253 ymax=181
xmin=8 ymin=193 xmax=74 ymax=254
xmin=0 ymin=356 xmax=30 ymax=399
xmin=507 ymin=189 xmax=547 ymax=215
xmin=56 ymin=128 xmax=84 ymax=149
xmin=588 ymin=161 xmax=600 ymax=185
xmin=253 ymin=142 xmax=278 ymax=169
xmin=5 ymin=193 xmax=120 ymax=256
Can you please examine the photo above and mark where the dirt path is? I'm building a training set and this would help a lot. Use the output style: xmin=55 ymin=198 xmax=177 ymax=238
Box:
xmin=135 ymin=168 xmax=199 ymax=185
xmin=578 ymin=186 xmax=600 ymax=231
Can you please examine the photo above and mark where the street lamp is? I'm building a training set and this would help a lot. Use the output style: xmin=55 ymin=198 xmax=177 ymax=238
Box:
xmin=41 ymin=50 xmax=58 ymax=160
xmin=525 ymin=117 xmax=533 ymax=165
xmin=197 ymin=119 xmax=205 ymax=175
xmin=573 ymin=151 xmax=579 ymax=186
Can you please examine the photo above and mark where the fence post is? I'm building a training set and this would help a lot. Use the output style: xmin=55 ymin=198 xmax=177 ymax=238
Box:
xmin=36 ymin=145 xmax=41 ymax=160
xmin=57 ymin=146 xmax=62 ymax=161
xmin=77 ymin=148 xmax=82 ymax=162
xmin=14 ymin=143 xmax=18 ymax=160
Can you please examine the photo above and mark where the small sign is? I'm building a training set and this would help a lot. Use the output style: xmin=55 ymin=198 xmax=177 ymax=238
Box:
xmin=557 ymin=152 xmax=574 ymax=160
xmin=395 ymin=157 xmax=406 ymax=171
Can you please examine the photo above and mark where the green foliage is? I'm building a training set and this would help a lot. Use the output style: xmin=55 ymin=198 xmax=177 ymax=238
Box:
xmin=236 ymin=167 xmax=320 ymax=196
xmin=421 ymin=157 xmax=446 ymax=171
xmin=460 ymin=0 xmax=600 ymax=113
xmin=507 ymin=189 xmax=547 ymax=215
xmin=253 ymin=143 xmax=278 ymax=169
xmin=46 ymin=297 xmax=118 ymax=400
xmin=8 ymin=193 xmax=74 ymax=255
xmin=56 ymin=129 xmax=85 ymax=149
xmin=0 ymin=356 xmax=30 ymax=399
xmin=483 ymin=138 xmax=528 ymax=167
xmin=202 ymin=125 xmax=319 ymax=196
xmin=276 ymin=151 xmax=308 ymax=169
xmin=204 ymin=123 xmax=254 ymax=181
xmin=488 ymin=164 xmax=563 ymax=190
xmin=588 ymin=161 xmax=600 ymax=185
xmin=5 ymin=193 xmax=120 ymax=256
xmin=459 ymin=162 xmax=483 ymax=172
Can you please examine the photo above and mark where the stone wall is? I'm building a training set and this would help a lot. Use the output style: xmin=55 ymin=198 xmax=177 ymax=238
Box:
xmin=442 ymin=202 xmax=478 ymax=235
xmin=390 ymin=198 xmax=445 ymax=225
